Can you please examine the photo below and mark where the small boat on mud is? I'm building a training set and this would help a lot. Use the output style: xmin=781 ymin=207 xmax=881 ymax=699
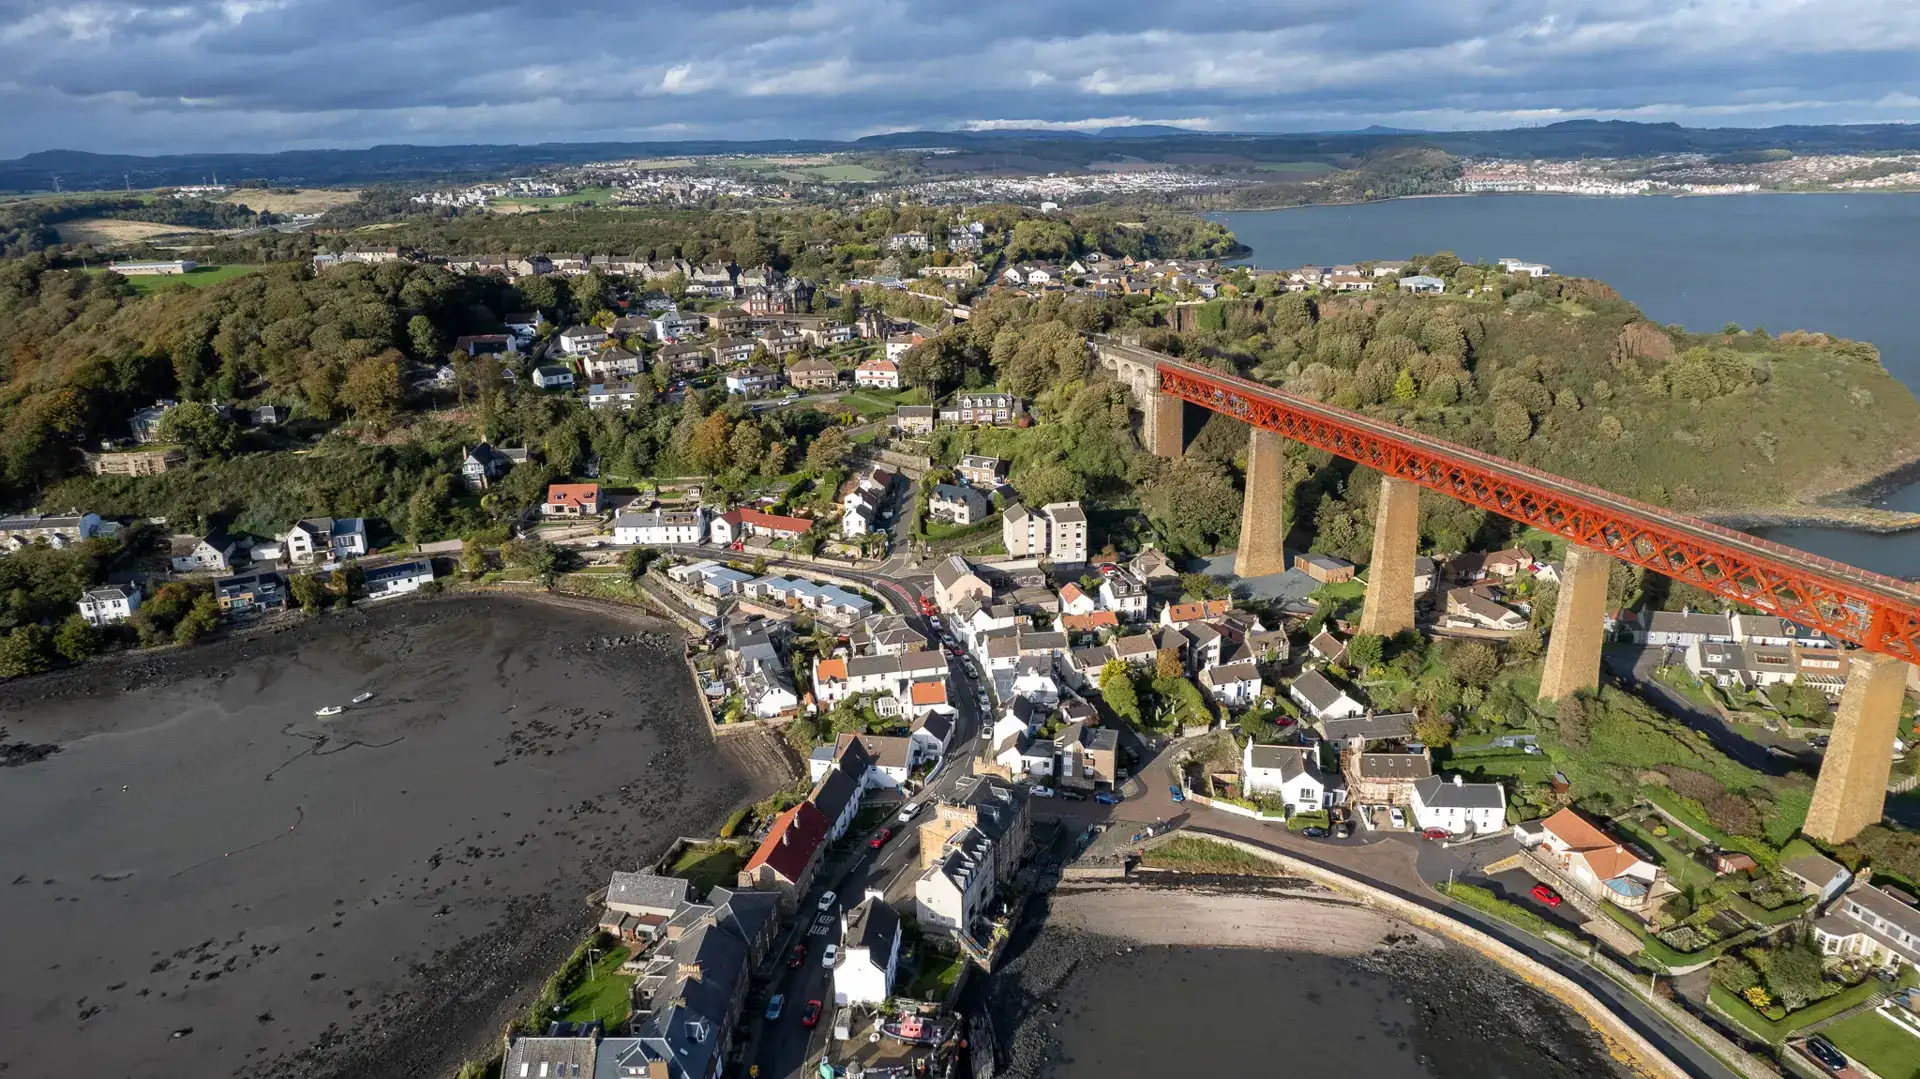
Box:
xmin=880 ymin=1015 xmax=944 ymax=1045
xmin=314 ymin=705 xmax=343 ymax=717
xmin=351 ymin=692 xmax=374 ymax=704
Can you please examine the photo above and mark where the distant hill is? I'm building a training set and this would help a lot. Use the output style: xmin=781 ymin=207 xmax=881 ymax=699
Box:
xmin=6 ymin=120 xmax=1919 ymax=193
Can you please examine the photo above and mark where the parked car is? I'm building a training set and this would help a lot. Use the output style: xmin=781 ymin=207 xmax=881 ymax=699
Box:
xmin=1422 ymin=827 xmax=1450 ymax=841
xmin=1302 ymin=826 xmax=1329 ymax=838
xmin=1803 ymin=1036 xmax=1847 ymax=1072
xmin=1031 ymin=786 xmax=1055 ymax=798
xmin=897 ymin=802 xmax=922 ymax=824
xmin=1169 ymin=785 xmax=1186 ymax=803
xmin=765 ymin=994 xmax=785 ymax=1020
xmin=1388 ymin=806 xmax=1407 ymax=829
xmin=817 ymin=891 xmax=837 ymax=911
xmin=820 ymin=944 xmax=838 ymax=968
xmin=1094 ymin=792 xmax=1121 ymax=805
xmin=1530 ymin=884 xmax=1563 ymax=907
xmin=788 ymin=943 xmax=807 ymax=968
xmin=801 ymin=999 xmax=823 ymax=1028
xmin=1061 ymin=790 xmax=1087 ymax=801
xmin=870 ymin=827 xmax=893 ymax=849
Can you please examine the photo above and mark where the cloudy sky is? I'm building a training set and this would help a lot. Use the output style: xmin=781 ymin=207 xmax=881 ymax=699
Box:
xmin=3 ymin=0 xmax=1918 ymax=157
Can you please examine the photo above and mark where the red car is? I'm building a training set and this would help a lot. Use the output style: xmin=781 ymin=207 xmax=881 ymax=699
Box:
xmin=800 ymin=999 xmax=823 ymax=1027
xmin=787 ymin=943 xmax=807 ymax=969
xmin=1422 ymin=827 xmax=1450 ymax=841
xmin=870 ymin=827 xmax=893 ymax=849
xmin=1530 ymin=883 xmax=1563 ymax=907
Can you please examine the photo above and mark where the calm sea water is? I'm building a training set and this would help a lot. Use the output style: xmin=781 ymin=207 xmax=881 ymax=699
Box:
xmin=1212 ymin=193 xmax=1920 ymax=576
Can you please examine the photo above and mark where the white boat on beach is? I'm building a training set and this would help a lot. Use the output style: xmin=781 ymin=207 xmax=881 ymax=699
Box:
xmin=351 ymin=692 xmax=374 ymax=704
xmin=314 ymin=705 xmax=343 ymax=717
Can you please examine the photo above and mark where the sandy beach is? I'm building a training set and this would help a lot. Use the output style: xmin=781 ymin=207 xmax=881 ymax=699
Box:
xmin=990 ymin=881 xmax=1632 ymax=1079
xmin=0 ymin=594 xmax=790 ymax=1079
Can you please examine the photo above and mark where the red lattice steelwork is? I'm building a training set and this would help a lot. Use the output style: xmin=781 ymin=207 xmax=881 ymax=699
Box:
xmin=1150 ymin=354 xmax=1920 ymax=663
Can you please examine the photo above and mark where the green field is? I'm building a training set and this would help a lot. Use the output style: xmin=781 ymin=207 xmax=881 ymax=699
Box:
xmin=1253 ymin=161 xmax=1337 ymax=174
xmin=778 ymin=164 xmax=884 ymax=183
xmin=668 ymin=840 xmax=750 ymax=896
xmin=109 ymin=264 xmax=262 ymax=293
xmin=1823 ymin=1011 xmax=1920 ymax=1079
xmin=499 ymin=186 xmax=617 ymax=207
xmin=556 ymin=946 xmax=636 ymax=1028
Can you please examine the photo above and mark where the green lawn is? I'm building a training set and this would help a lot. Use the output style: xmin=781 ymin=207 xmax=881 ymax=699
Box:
xmin=557 ymin=946 xmax=635 ymax=1028
xmin=1707 ymin=978 xmax=1889 ymax=1043
xmin=904 ymin=951 xmax=967 ymax=1001
xmin=1609 ymin=815 xmax=1714 ymax=892
xmin=498 ymin=186 xmax=617 ymax=207
xmin=669 ymin=840 xmax=750 ymax=896
xmin=109 ymin=263 xmax=262 ymax=293
xmin=779 ymin=163 xmax=884 ymax=183
xmin=1823 ymin=1010 xmax=1920 ymax=1079
xmin=1652 ymin=665 xmax=1722 ymax=711
xmin=1140 ymin=836 xmax=1286 ymax=876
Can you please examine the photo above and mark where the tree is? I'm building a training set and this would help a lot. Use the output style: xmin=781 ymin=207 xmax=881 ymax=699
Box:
xmin=1154 ymin=646 xmax=1184 ymax=681
xmin=805 ymin=427 xmax=852 ymax=476
xmin=1392 ymin=368 xmax=1418 ymax=401
xmin=173 ymin=593 xmax=220 ymax=645
xmin=623 ymin=546 xmax=659 ymax=584
xmin=406 ymin=476 xmax=452 ymax=542
xmin=289 ymin=573 xmax=323 ymax=611
xmin=53 ymin=614 xmax=100 ymax=662
xmin=1413 ymin=712 xmax=1456 ymax=748
xmin=1345 ymin=632 xmax=1384 ymax=670
xmin=342 ymin=350 xmax=405 ymax=427
xmin=154 ymin=401 xmax=239 ymax=458
xmin=688 ymin=412 xmax=733 ymax=475
xmin=1098 ymin=659 xmax=1142 ymax=725
xmin=1444 ymin=641 xmax=1500 ymax=687
xmin=1178 ymin=572 xmax=1229 ymax=601
xmin=1554 ymin=693 xmax=1591 ymax=749
xmin=728 ymin=422 xmax=766 ymax=475
xmin=407 ymin=314 xmax=443 ymax=359
xmin=1491 ymin=399 xmax=1533 ymax=445
xmin=1763 ymin=934 xmax=1829 ymax=1011
xmin=1767 ymin=678 xmax=1830 ymax=722
xmin=459 ymin=541 xmax=489 ymax=578
xmin=0 ymin=625 xmax=54 ymax=678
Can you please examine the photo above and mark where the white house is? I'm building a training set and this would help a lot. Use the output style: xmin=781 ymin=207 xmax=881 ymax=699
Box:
xmin=1518 ymin=808 xmax=1671 ymax=918
xmin=1636 ymin=610 xmax=1733 ymax=647
xmin=1398 ymin=275 xmax=1446 ymax=294
xmin=1098 ymin=570 xmax=1148 ymax=620
xmin=1811 ymin=885 xmax=1920 ymax=972
xmin=363 ymin=559 xmax=435 ymax=599
xmin=282 ymin=517 xmax=367 ymax=564
xmin=916 ymin=828 xmax=995 ymax=935
xmin=532 ymin=365 xmax=575 ymax=390
xmin=1199 ymin=659 xmax=1263 ymax=708
xmin=855 ymin=356 xmax=901 ymax=389
xmin=77 ymin=584 xmax=140 ymax=626
xmin=1410 ymin=774 xmax=1506 ymax=836
xmin=1241 ymin=743 xmax=1330 ymax=815
xmin=909 ymin=712 xmax=953 ymax=765
xmin=1288 ymin=670 xmax=1365 ymax=722
xmin=557 ymin=324 xmax=609 ymax=354
xmin=612 ymin=508 xmax=706 ymax=546
xmin=581 ymin=348 xmax=642 ymax=382
xmin=834 ymin=893 xmax=902 ymax=1006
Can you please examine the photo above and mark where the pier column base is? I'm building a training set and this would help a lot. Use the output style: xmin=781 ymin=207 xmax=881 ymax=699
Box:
xmin=1538 ymin=546 xmax=1614 ymax=701
xmin=1234 ymin=427 xmax=1289 ymax=579
xmin=1358 ymin=477 xmax=1420 ymax=637
xmin=1151 ymin=394 xmax=1186 ymax=458
xmin=1805 ymin=653 xmax=1908 ymax=844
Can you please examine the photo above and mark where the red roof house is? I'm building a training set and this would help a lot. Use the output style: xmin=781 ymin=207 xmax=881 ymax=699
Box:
xmin=738 ymin=801 xmax=829 ymax=899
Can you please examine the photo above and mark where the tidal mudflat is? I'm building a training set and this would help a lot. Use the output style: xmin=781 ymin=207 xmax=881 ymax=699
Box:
xmin=0 ymin=594 xmax=790 ymax=1078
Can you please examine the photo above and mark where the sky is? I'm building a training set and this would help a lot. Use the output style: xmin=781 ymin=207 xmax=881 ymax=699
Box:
xmin=2 ymin=0 xmax=1919 ymax=157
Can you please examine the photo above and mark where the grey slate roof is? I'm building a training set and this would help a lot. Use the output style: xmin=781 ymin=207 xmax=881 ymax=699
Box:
xmin=607 ymin=870 xmax=693 ymax=914
xmin=1320 ymin=711 xmax=1415 ymax=744
xmin=1413 ymin=774 xmax=1505 ymax=809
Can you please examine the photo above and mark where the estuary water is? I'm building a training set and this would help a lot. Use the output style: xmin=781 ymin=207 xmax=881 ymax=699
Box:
xmin=1212 ymin=193 xmax=1920 ymax=576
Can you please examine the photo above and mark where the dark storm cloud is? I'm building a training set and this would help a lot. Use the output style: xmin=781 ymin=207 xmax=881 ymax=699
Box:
xmin=1 ymin=0 xmax=1916 ymax=154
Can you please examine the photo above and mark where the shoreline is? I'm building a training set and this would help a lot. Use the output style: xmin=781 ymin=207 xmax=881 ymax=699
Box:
xmin=1207 ymin=186 xmax=1920 ymax=216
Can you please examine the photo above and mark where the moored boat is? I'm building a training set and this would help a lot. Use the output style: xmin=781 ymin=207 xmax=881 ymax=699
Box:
xmin=315 ymin=705 xmax=343 ymax=717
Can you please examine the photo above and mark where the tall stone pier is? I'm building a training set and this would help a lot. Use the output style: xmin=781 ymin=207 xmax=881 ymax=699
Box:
xmin=1359 ymin=477 xmax=1420 ymax=637
xmin=1805 ymin=652 xmax=1908 ymax=844
xmin=1235 ymin=427 xmax=1289 ymax=578
xmin=1538 ymin=545 xmax=1615 ymax=701
xmin=1152 ymin=395 xmax=1186 ymax=458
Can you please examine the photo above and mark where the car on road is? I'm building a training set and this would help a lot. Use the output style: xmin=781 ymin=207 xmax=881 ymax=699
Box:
xmin=1095 ymin=792 xmax=1122 ymax=805
xmin=801 ymin=999 xmax=823 ymax=1028
xmin=897 ymin=802 xmax=922 ymax=824
xmin=1169 ymin=785 xmax=1186 ymax=803
xmin=1802 ymin=1036 xmax=1848 ymax=1072
xmin=766 ymin=994 xmax=785 ymax=1020
xmin=963 ymin=660 xmax=978 ymax=676
xmin=788 ymin=943 xmax=807 ymax=968
xmin=1422 ymin=827 xmax=1450 ymax=841
xmin=1031 ymin=785 xmax=1055 ymax=798
xmin=928 ymin=616 xmax=943 ymax=630
xmin=817 ymin=891 xmax=837 ymax=911
xmin=870 ymin=827 xmax=893 ymax=849
xmin=821 ymin=944 xmax=838 ymax=968
xmin=1530 ymin=884 xmax=1563 ymax=907
xmin=1302 ymin=826 xmax=1329 ymax=838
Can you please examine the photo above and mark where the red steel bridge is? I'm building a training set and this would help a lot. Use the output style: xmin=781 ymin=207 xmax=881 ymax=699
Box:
xmin=1148 ymin=354 xmax=1920 ymax=665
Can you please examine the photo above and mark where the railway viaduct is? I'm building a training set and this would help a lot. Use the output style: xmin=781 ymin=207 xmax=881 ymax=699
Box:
xmin=1096 ymin=337 xmax=1920 ymax=844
